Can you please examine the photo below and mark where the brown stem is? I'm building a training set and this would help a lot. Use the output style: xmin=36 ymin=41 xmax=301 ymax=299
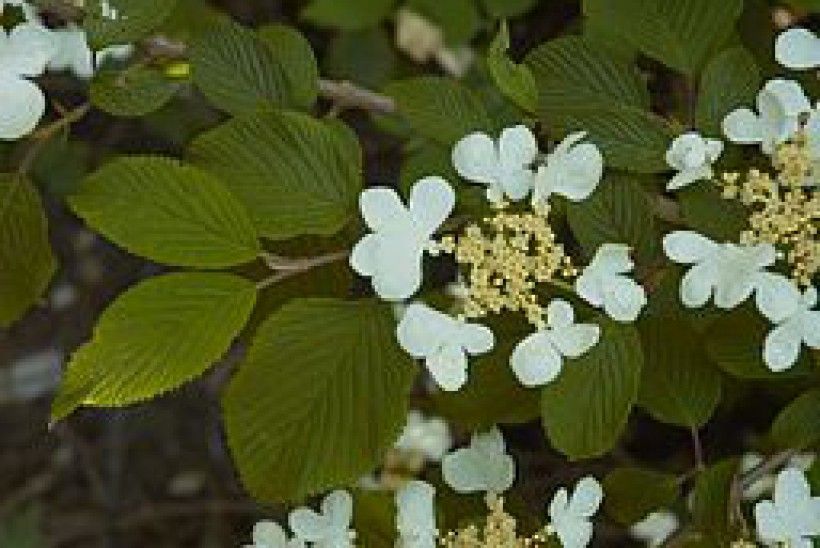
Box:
xmin=18 ymin=103 xmax=91 ymax=176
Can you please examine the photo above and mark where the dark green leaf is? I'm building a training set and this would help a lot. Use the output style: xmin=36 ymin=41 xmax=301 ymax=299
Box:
xmin=603 ymin=468 xmax=679 ymax=524
xmin=324 ymin=28 xmax=397 ymax=89
xmin=487 ymin=22 xmax=538 ymax=113
xmin=689 ymin=458 xmax=740 ymax=545
xmin=91 ymin=66 xmax=177 ymax=117
xmin=406 ymin=0 xmax=480 ymax=44
xmin=769 ymin=389 xmax=820 ymax=451
xmin=696 ymin=47 xmax=761 ymax=136
xmin=257 ymin=24 xmax=321 ymax=110
xmin=302 ymin=0 xmax=395 ymax=30
xmin=678 ymin=185 xmax=748 ymax=242
xmin=481 ymin=0 xmax=537 ymax=18
xmin=84 ymin=0 xmax=177 ymax=49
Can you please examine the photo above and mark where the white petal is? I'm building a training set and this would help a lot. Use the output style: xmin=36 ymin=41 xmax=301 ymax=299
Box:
xmin=550 ymin=324 xmax=601 ymax=358
xmin=471 ymin=427 xmax=507 ymax=455
xmin=409 ymin=176 xmax=455 ymax=236
xmin=548 ymin=488 xmax=569 ymax=522
xmin=452 ymin=132 xmax=498 ymax=185
xmin=321 ymin=490 xmax=353 ymax=531
xmin=510 ymin=332 xmax=563 ymax=387
xmin=754 ymin=500 xmax=789 ymax=542
xmin=359 ymin=187 xmax=407 ymax=232
xmin=588 ymin=243 xmax=633 ymax=274
xmin=776 ymin=28 xmax=820 ymax=70
xmin=568 ymin=476 xmax=604 ymax=518
xmin=396 ymin=303 xmax=444 ymax=358
xmin=349 ymin=233 xmax=380 ymax=277
xmin=426 ymin=345 xmax=468 ymax=391
xmin=3 ymin=22 xmax=56 ymax=76
xmin=47 ymin=26 xmax=94 ymax=79
xmin=498 ymin=125 xmax=538 ymax=169
xmin=754 ymin=272 xmax=801 ymax=324
xmin=554 ymin=517 xmax=593 ymax=548
xmin=497 ymin=165 xmax=534 ymax=201
xmin=457 ymin=322 xmax=495 ymax=355
xmin=575 ymin=271 xmax=604 ymax=308
xmin=546 ymin=299 xmax=575 ymax=329
xmin=763 ymin=320 xmax=803 ymax=372
xmin=253 ymin=521 xmax=289 ymax=546
xmin=396 ymin=480 xmax=436 ymax=539
xmin=551 ymin=142 xmax=603 ymax=201
xmin=666 ymin=165 xmax=712 ymax=191
xmin=704 ymin=138 xmax=724 ymax=162
xmin=663 ymin=232 xmax=719 ymax=264
xmin=0 ymin=74 xmax=45 ymax=140
xmin=371 ymin=232 xmax=424 ymax=301
xmin=680 ymin=262 xmax=717 ymax=308
xmin=764 ymin=79 xmax=811 ymax=116
xmin=288 ymin=509 xmax=326 ymax=541
xmin=665 ymin=132 xmax=705 ymax=170
xmin=723 ymin=108 xmax=763 ymax=144
xmin=601 ymin=276 xmax=646 ymax=322
xmin=713 ymin=271 xmax=756 ymax=310
xmin=801 ymin=310 xmax=820 ymax=350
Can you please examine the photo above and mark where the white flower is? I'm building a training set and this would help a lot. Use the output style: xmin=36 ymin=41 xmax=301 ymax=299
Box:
xmin=742 ymin=453 xmax=817 ymax=501
xmin=0 ymin=22 xmax=57 ymax=140
xmin=629 ymin=511 xmax=679 ymax=547
xmin=575 ymin=244 xmax=647 ymax=322
xmin=452 ymin=125 xmax=538 ymax=203
xmin=663 ymin=231 xmax=778 ymax=310
xmin=510 ymin=299 xmax=600 ymax=387
xmin=547 ymin=476 xmax=603 ymax=548
xmin=441 ymin=427 xmax=515 ymax=495
xmin=47 ymin=25 xmax=94 ymax=79
xmin=394 ymin=410 xmax=452 ymax=462
xmin=396 ymin=302 xmax=494 ymax=391
xmin=288 ymin=491 xmax=356 ymax=548
xmin=395 ymin=480 xmax=437 ymax=548
xmin=532 ymin=131 xmax=603 ymax=205
xmin=755 ymin=280 xmax=820 ymax=372
xmin=664 ymin=132 xmax=723 ymax=191
xmin=350 ymin=177 xmax=455 ymax=301
xmin=776 ymin=28 xmax=820 ymax=71
xmin=723 ymin=79 xmax=812 ymax=154
xmin=754 ymin=468 xmax=820 ymax=548
xmin=244 ymin=521 xmax=305 ymax=548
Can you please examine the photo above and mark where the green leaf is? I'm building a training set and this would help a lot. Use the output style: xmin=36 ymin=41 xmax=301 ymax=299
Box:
xmin=696 ymin=47 xmax=761 ymax=136
xmin=223 ymin=299 xmax=416 ymax=502
xmin=487 ymin=22 xmax=538 ymax=113
xmin=385 ymin=77 xmax=493 ymax=147
xmin=583 ymin=0 xmax=744 ymax=75
xmin=324 ymin=28 xmax=397 ymax=89
xmin=481 ymin=0 xmax=536 ymax=18
xmin=541 ymin=318 xmax=643 ymax=459
xmin=91 ymin=66 xmax=177 ymax=117
xmin=690 ymin=458 xmax=740 ymax=545
xmin=406 ymin=0 xmax=481 ymax=44
xmin=603 ymin=468 xmax=679 ymax=525
xmin=769 ymin=389 xmax=820 ymax=451
xmin=190 ymin=20 xmax=319 ymax=115
xmin=52 ymin=273 xmax=256 ymax=421
xmin=566 ymin=174 xmax=660 ymax=265
xmin=526 ymin=36 xmax=672 ymax=172
xmin=84 ymin=0 xmax=177 ymax=49
xmin=0 ymin=175 xmax=56 ymax=327
xmin=353 ymin=490 xmax=398 ymax=547
xmin=188 ymin=110 xmax=362 ymax=240
xmin=302 ymin=0 xmax=395 ymax=30
xmin=69 ymin=156 xmax=260 ymax=268
xmin=678 ymin=185 xmax=748 ymax=242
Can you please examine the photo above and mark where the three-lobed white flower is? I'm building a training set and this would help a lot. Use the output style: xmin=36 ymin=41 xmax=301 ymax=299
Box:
xmin=547 ymin=476 xmax=603 ymax=548
xmin=723 ymin=79 xmax=812 ymax=154
xmin=350 ymin=177 xmax=455 ymax=301
xmin=510 ymin=299 xmax=600 ymax=387
xmin=775 ymin=27 xmax=820 ymax=71
xmin=664 ymin=132 xmax=723 ymax=191
xmin=629 ymin=511 xmax=679 ymax=547
xmin=394 ymin=410 xmax=452 ymax=462
xmin=663 ymin=231 xmax=778 ymax=310
xmin=396 ymin=302 xmax=494 ymax=392
xmin=244 ymin=521 xmax=305 ymax=548
xmin=575 ymin=244 xmax=647 ymax=323
xmin=754 ymin=468 xmax=820 ymax=548
xmin=288 ymin=490 xmax=356 ymax=548
xmin=532 ymin=131 xmax=603 ymax=205
xmin=0 ymin=22 xmax=57 ymax=140
xmin=755 ymin=280 xmax=820 ymax=372
xmin=452 ymin=125 xmax=538 ymax=203
xmin=441 ymin=427 xmax=515 ymax=494
xmin=395 ymin=480 xmax=437 ymax=548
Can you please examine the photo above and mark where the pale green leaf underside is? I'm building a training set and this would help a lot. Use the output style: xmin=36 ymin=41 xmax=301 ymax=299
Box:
xmin=69 ymin=156 xmax=260 ymax=268
xmin=223 ymin=298 xmax=416 ymax=502
xmin=52 ymin=273 xmax=257 ymax=421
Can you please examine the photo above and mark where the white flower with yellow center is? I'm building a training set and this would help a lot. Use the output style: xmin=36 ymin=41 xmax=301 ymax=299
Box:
xmin=775 ymin=28 xmax=820 ymax=71
xmin=754 ymin=468 xmax=820 ymax=548
xmin=663 ymin=231 xmax=778 ymax=310
xmin=441 ymin=427 xmax=515 ymax=495
xmin=395 ymin=480 xmax=437 ymax=548
xmin=755 ymin=280 xmax=820 ymax=372
xmin=532 ymin=131 xmax=603 ymax=205
xmin=288 ymin=491 xmax=356 ymax=548
xmin=575 ymin=244 xmax=647 ymax=322
xmin=394 ymin=410 xmax=452 ymax=462
xmin=723 ymin=79 xmax=812 ymax=154
xmin=396 ymin=302 xmax=494 ymax=392
xmin=244 ymin=521 xmax=305 ymax=548
xmin=510 ymin=299 xmax=600 ymax=387
xmin=350 ymin=177 xmax=455 ymax=301
xmin=547 ymin=476 xmax=603 ymax=548
xmin=665 ymin=132 xmax=723 ymax=191
xmin=452 ymin=125 xmax=538 ymax=203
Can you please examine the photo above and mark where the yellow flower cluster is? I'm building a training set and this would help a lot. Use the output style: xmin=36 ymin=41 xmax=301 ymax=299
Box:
xmin=439 ymin=496 xmax=552 ymax=547
xmin=716 ymin=132 xmax=819 ymax=286
xmin=432 ymin=202 xmax=577 ymax=329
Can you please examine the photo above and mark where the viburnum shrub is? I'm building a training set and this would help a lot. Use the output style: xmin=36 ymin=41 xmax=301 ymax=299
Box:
xmin=1 ymin=0 xmax=819 ymax=546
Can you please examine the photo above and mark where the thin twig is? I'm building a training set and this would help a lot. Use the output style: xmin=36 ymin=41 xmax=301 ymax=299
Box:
xmin=18 ymin=103 xmax=91 ymax=176
xmin=256 ymin=250 xmax=349 ymax=290
xmin=690 ymin=426 xmax=705 ymax=471
xmin=317 ymin=79 xmax=396 ymax=114
xmin=727 ymin=449 xmax=798 ymax=533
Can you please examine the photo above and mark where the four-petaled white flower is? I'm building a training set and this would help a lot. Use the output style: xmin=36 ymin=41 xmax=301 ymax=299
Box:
xmin=663 ymin=231 xmax=778 ymax=310
xmin=395 ymin=480 xmax=437 ymax=548
xmin=776 ymin=28 xmax=820 ymax=71
xmin=664 ymin=132 xmax=723 ymax=191
xmin=723 ymin=79 xmax=812 ymax=154
xmin=244 ymin=521 xmax=305 ymax=548
xmin=755 ymin=280 xmax=820 ymax=372
xmin=394 ymin=410 xmax=452 ymax=462
xmin=288 ymin=490 xmax=356 ymax=548
xmin=754 ymin=468 xmax=820 ymax=548
xmin=350 ymin=177 xmax=455 ymax=301
xmin=532 ymin=131 xmax=603 ymax=205
xmin=575 ymin=244 xmax=647 ymax=322
xmin=0 ymin=22 xmax=57 ymax=140
xmin=441 ymin=427 xmax=515 ymax=494
xmin=396 ymin=302 xmax=494 ymax=392
xmin=547 ymin=476 xmax=604 ymax=548
xmin=629 ymin=511 xmax=679 ymax=547
xmin=510 ymin=299 xmax=600 ymax=387
xmin=452 ymin=125 xmax=538 ymax=203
